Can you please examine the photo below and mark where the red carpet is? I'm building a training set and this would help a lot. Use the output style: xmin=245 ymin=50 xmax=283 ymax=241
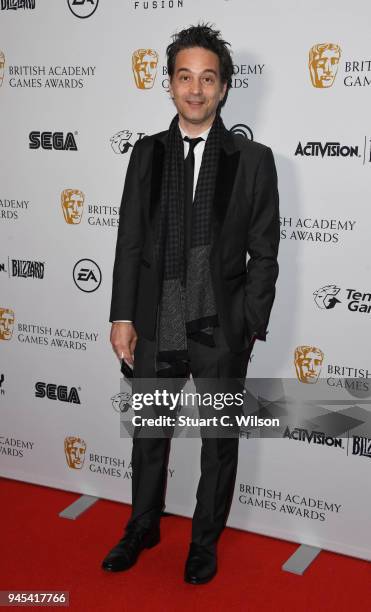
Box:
xmin=1 ymin=476 xmax=370 ymax=611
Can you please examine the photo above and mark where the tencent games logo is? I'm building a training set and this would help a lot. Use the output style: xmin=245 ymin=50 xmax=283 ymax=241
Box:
xmin=110 ymin=130 xmax=146 ymax=154
xmin=313 ymin=285 xmax=371 ymax=314
xmin=313 ymin=285 xmax=341 ymax=310
xmin=309 ymin=43 xmax=341 ymax=88
xmin=132 ymin=49 xmax=159 ymax=89
xmin=111 ymin=392 xmax=132 ymax=413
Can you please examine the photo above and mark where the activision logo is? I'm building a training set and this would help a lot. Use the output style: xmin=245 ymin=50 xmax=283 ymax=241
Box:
xmin=295 ymin=138 xmax=371 ymax=164
xmin=295 ymin=141 xmax=359 ymax=158
xmin=283 ymin=426 xmax=343 ymax=448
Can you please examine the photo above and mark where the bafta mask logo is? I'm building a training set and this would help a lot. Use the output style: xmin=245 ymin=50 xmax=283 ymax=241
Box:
xmin=313 ymin=285 xmax=341 ymax=310
xmin=0 ymin=308 xmax=15 ymax=341
xmin=61 ymin=189 xmax=85 ymax=224
xmin=295 ymin=345 xmax=324 ymax=384
xmin=64 ymin=435 xmax=87 ymax=469
xmin=0 ymin=50 xmax=5 ymax=88
xmin=309 ymin=43 xmax=341 ymax=88
xmin=132 ymin=48 xmax=159 ymax=89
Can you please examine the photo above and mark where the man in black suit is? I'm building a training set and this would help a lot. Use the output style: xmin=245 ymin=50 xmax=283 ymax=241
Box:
xmin=102 ymin=24 xmax=280 ymax=584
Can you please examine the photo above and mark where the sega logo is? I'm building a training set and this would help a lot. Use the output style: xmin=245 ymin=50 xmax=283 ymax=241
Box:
xmin=29 ymin=131 xmax=78 ymax=151
xmin=35 ymin=382 xmax=81 ymax=404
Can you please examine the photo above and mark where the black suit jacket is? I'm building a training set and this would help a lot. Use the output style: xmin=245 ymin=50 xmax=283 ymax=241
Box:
xmin=110 ymin=125 xmax=280 ymax=353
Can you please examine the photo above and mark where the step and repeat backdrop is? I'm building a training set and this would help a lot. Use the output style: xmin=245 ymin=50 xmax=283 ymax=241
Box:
xmin=1 ymin=0 xmax=370 ymax=561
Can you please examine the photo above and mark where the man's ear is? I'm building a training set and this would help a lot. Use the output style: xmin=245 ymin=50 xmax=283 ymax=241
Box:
xmin=169 ymin=78 xmax=174 ymax=99
xmin=220 ymin=81 xmax=227 ymax=102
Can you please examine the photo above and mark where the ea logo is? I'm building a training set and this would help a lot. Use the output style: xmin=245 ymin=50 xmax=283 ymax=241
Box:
xmin=230 ymin=124 xmax=254 ymax=140
xmin=67 ymin=0 xmax=99 ymax=19
xmin=73 ymin=258 xmax=102 ymax=292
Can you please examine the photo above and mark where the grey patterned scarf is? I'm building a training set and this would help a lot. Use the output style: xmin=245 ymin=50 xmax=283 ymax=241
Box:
xmin=154 ymin=113 xmax=224 ymax=377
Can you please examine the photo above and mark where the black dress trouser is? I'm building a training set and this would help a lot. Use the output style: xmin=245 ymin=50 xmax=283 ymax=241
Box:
xmin=126 ymin=324 xmax=254 ymax=552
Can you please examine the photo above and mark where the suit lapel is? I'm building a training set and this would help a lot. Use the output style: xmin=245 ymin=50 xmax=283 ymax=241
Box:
xmin=149 ymin=137 xmax=165 ymax=233
xmin=212 ymin=146 xmax=240 ymax=233
xmin=211 ymin=128 xmax=240 ymax=244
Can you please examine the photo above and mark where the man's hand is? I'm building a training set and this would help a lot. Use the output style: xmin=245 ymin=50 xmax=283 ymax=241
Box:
xmin=110 ymin=322 xmax=137 ymax=365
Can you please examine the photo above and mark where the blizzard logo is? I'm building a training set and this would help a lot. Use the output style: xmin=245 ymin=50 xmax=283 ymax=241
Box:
xmin=11 ymin=259 xmax=44 ymax=278
xmin=1 ymin=0 xmax=35 ymax=9
xmin=352 ymin=436 xmax=371 ymax=458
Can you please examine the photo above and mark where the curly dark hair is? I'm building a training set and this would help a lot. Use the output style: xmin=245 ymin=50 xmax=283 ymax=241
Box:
xmin=166 ymin=23 xmax=234 ymax=106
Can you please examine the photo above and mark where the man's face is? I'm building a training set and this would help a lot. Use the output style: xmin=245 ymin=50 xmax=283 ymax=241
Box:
xmin=169 ymin=47 xmax=227 ymax=129
xmin=62 ymin=190 xmax=84 ymax=224
xmin=133 ymin=51 xmax=158 ymax=89
xmin=310 ymin=47 xmax=340 ymax=88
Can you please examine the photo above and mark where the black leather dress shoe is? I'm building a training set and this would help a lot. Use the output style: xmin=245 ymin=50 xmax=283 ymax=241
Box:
xmin=184 ymin=543 xmax=217 ymax=585
xmin=101 ymin=523 xmax=160 ymax=572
